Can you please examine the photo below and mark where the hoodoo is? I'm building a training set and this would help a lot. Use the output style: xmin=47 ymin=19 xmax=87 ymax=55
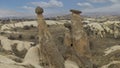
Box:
xmin=70 ymin=9 xmax=91 ymax=59
xmin=35 ymin=6 xmax=65 ymax=68
xmin=64 ymin=9 xmax=93 ymax=68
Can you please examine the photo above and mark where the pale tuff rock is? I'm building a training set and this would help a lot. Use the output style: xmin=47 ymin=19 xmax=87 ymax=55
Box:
xmin=87 ymin=23 xmax=105 ymax=38
xmin=14 ymin=45 xmax=43 ymax=68
xmin=1 ymin=39 xmax=13 ymax=51
xmin=64 ymin=60 xmax=79 ymax=68
xmin=0 ymin=20 xmax=67 ymax=30
xmin=104 ymin=45 xmax=120 ymax=56
xmin=0 ymin=55 xmax=16 ymax=64
xmin=0 ymin=36 xmax=13 ymax=51
xmin=22 ymin=45 xmax=43 ymax=68
xmin=0 ymin=64 xmax=26 ymax=68
xmin=7 ymin=55 xmax=23 ymax=63
xmin=101 ymin=61 xmax=120 ymax=68
xmin=0 ymin=55 xmax=26 ymax=68
xmin=0 ymin=35 xmax=34 ymax=58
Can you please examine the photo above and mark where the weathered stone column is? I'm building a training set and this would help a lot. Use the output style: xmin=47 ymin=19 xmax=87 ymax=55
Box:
xmin=63 ymin=9 xmax=93 ymax=68
xmin=70 ymin=9 xmax=93 ymax=68
xmin=70 ymin=9 xmax=91 ymax=58
xmin=35 ymin=6 xmax=65 ymax=68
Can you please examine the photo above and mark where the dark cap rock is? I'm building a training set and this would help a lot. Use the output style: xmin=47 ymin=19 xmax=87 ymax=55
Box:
xmin=70 ymin=9 xmax=82 ymax=14
xmin=35 ymin=6 xmax=44 ymax=14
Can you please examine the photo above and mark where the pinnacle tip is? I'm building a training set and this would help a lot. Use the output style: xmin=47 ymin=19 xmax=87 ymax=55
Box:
xmin=70 ymin=9 xmax=82 ymax=14
xmin=35 ymin=6 xmax=44 ymax=14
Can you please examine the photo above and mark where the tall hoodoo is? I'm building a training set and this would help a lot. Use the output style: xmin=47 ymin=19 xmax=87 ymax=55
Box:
xmin=70 ymin=9 xmax=93 ymax=67
xmin=35 ymin=6 xmax=65 ymax=68
xmin=70 ymin=9 xmax=91 ymax=58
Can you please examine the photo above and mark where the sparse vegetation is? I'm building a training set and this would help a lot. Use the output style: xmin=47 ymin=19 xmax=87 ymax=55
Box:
xmin=23 ymin=25 xmax=30 ymax=30
xmin=8 ymin=35 xmax=15 ymax=40
xmin=29 ymin=35 xmax=35 ymax=39
xmin=18 ymin=34 xmax=23 ymax=40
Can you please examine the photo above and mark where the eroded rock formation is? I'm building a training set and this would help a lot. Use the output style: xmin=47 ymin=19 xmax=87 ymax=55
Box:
xmin=64 ymin=9 xmax=93 ymax=68
xmin=35 ymin=6 xmax=65 ymax=68
xmin=70 ymin=9 xmax=91 ymax=59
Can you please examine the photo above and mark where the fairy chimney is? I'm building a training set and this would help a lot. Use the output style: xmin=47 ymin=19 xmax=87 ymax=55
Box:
xmin=35 ymin=6 xmax=65 ymax=68
xmin=63 ymin=9 xmax=93 ymax=68
xmin=70 ymin=9 xmax=91 ymax=58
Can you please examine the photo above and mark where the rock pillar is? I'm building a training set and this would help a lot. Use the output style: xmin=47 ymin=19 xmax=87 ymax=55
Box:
xmin=70 ymin=9 xmax=93 ymax=68
xmin=70 ymin=9 xmax=91 ymax=58
xmin=35 ymin=6 xmax=65 ymax=68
